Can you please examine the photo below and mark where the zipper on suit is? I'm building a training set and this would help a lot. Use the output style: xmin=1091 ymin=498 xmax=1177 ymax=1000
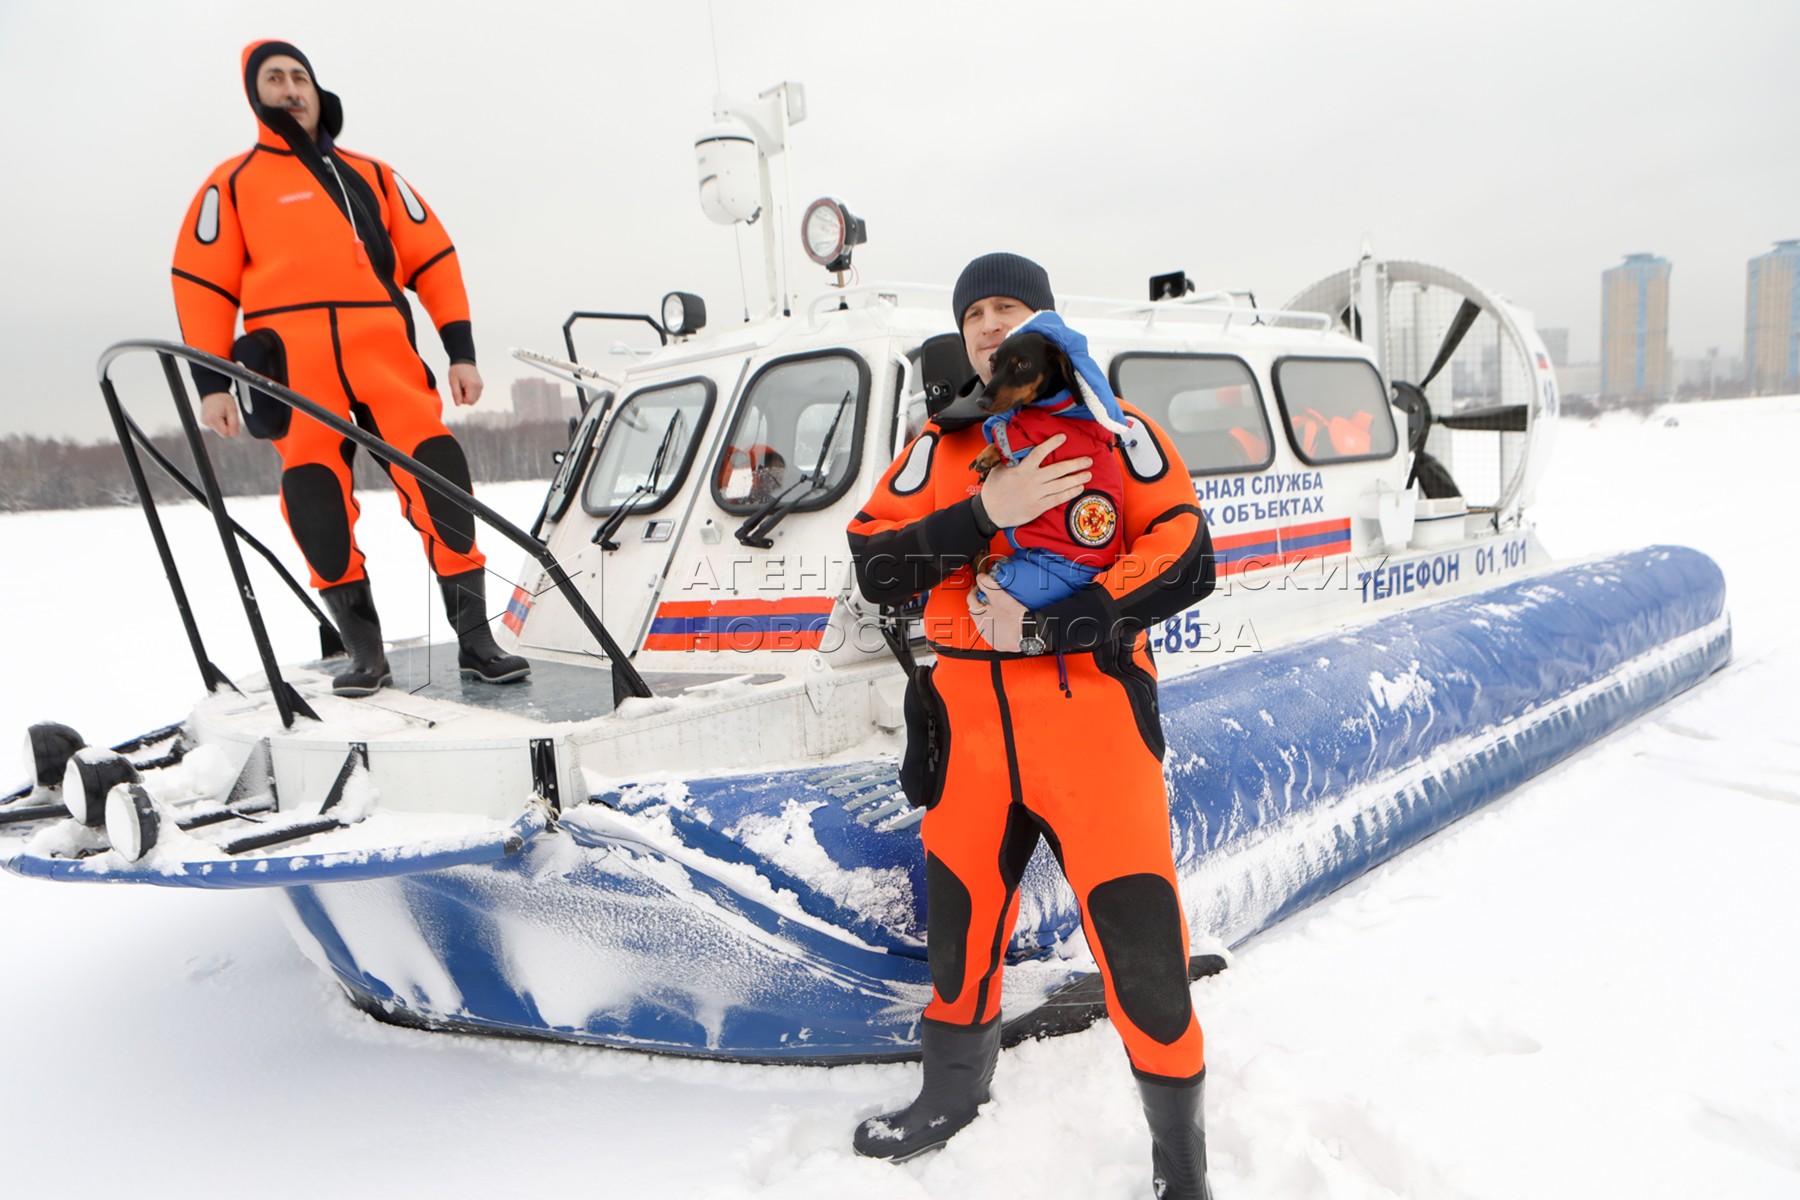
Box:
xmin=323 ymin=157 xmax=369 ymax=266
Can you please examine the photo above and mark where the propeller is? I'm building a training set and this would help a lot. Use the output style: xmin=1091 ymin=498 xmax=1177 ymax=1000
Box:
xmin=1389 ymin=298 xmax=1483 ymax=497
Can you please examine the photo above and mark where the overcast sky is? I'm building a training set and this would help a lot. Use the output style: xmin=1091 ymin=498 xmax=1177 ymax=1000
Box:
xmin=0 ymin=0 xmax=1793 ymax=442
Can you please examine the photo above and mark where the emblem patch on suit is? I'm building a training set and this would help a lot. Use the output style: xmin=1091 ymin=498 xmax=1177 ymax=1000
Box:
xmin=1068 ymin=492 xmax=1118 ymax=548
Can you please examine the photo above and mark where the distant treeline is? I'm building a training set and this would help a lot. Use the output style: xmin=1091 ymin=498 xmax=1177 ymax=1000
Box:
xmin=0 ymin=420 xmax=575 ymax=513
xmin=1558 ymin=390 xmax=1756 ymax=420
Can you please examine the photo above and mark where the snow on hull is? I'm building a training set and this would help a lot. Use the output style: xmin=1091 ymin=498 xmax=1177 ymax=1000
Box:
xmin=1170 ymin=544 xmax=1730 ymax=945
xmin=274 ymin=544 xmax=1728 ymax=1061
xmin=3 ymin=804 xmax=548 ymax=887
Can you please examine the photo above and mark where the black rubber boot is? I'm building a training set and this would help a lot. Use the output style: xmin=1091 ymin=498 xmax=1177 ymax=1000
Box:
xmin=438 ymin=570 xmax=530 ymax=684
xmin=319 ymin=579 xmax=393 ymax=697
xmin=1138 ymin=1070 xmax=1213 ymax=1200
xmin=853 ymin=1016 xmax=1001 ymax=1162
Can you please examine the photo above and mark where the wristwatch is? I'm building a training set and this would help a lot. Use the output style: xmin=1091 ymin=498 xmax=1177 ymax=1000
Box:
xmin=1018 ymin=609 xmax=1048 ymax=657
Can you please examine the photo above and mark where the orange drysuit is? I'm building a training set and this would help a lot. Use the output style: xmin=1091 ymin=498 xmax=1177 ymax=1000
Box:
xmin=847 ymin=397 xmax=1215 ymax=1083
xmin=172 ymin=40 xmax=485 ymax=589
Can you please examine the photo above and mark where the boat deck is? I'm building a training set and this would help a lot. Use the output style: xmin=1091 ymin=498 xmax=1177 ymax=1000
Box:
xmin=279 ymin=641 xmax=776 ymax=729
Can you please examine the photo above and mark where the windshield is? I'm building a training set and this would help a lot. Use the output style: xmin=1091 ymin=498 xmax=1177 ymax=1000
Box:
xmin=714 ymin=353 xmax=867 ymax=514
xmin=581 ymin=378 xmax=714 ymax=516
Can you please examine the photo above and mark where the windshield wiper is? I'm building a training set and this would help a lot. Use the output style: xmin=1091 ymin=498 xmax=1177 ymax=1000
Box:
xmin=734 ymin=389 xmax=852 ymax=549
xmin=592 ymin=409 xmax=684 ymax=551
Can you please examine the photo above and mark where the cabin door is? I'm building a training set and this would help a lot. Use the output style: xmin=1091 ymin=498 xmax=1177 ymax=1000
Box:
xmin=515 ymin=374 xmax=724 ymax=661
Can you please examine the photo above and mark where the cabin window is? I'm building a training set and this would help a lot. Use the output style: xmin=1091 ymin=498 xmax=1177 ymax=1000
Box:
xmin=714 ymin=351 xmax=869 ymax=514
xmin=1109 ymin=354 xmax=1273 ymax=475
xmin=1272 ymin=357 xmax=1399 ymax=466
xmin=580 ymin=377 xmax=715 ymax=517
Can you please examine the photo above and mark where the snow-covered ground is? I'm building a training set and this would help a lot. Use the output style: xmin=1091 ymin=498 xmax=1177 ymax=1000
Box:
xmin=3 ymin=400 xmax=1798 ymax=1199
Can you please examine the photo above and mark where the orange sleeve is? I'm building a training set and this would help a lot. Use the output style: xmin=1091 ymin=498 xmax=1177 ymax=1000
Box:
xmin=846 ymin=426 xmax=995 ymax=607
xmin=370 ymin=157 xmax=474 ymax=360
xmin=171 ymin=159 xmax=248 ymax=393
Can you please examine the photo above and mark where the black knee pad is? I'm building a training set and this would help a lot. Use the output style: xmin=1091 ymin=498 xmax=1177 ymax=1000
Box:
xmin=410 ymin=435 xmax=477 ymax=554
xmin=1087 ymin=873 xmax=1193 ymax=1045
xmin=282 ymin=463 xmax=353 ymax=583
xmin=926 ymin=852 xmax=973 ymax=1004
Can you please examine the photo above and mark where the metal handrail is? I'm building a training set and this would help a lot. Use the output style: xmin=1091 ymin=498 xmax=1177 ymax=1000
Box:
xmin=803 ymin=282 xmax=950 ymax=329
xmin=97 ymin=340 xmax=654 ymax=718
xmin=1101 ymin=297 xmax=1333 ymax=334
xmin=561 ymin=310 xmax=667 ymax=360
xmin=562 ymin=311 xmax=666 ymax=412
xmin=113 ymin=407 xmax=345 ymax=660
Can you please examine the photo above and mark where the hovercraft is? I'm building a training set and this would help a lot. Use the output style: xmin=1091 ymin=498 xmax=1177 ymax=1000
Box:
xmin=0 ymin=85 xmax=1729 ymax=1062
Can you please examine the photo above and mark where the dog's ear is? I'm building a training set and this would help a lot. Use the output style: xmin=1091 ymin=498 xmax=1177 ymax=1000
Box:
xmin=1043 ymin=341 xmax=1076 ymax=389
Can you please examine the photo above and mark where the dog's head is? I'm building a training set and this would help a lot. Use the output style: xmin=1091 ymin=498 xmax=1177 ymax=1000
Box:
xmin=979 ymin=331 xmax=1077 ymax=415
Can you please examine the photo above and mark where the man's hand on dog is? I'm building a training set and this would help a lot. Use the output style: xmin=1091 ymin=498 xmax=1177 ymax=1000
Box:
xmin=969 ymin=573 xmax=1028 ymax=652
xmin=978 ymin=433 xmax=1092 ymax=528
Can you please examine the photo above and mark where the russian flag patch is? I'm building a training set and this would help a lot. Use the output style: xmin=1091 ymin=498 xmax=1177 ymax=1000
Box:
xmin=502 ymin=585 xmax=533 ymax=635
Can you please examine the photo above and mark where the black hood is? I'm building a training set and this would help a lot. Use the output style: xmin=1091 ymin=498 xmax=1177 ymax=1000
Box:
xmin=242 ymin=39 xmax=343 ymax=145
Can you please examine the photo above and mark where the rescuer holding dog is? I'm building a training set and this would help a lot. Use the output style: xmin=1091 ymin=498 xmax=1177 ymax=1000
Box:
xmin=846 ymin=252 xmax=1218 ymax=1197
xmin=172 ymin=39 xmax=527 ymax=696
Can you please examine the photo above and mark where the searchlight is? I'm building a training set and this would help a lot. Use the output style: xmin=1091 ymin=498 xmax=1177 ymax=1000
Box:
xmin=801 ymin=197 xmax=866 ymax=280
xmin=660 ymin=291 xmax=707 ymax=338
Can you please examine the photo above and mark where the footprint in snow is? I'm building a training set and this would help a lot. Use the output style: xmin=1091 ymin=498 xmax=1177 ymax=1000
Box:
xmin=183 ymin=954 xmax=233 ymax=983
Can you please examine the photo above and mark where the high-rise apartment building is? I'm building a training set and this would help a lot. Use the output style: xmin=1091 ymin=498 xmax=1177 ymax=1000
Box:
xmin=1600 ymin=253 xmax=1671 ymax=399
xmin=1746 ymin=240 xmax=1800 ymax=396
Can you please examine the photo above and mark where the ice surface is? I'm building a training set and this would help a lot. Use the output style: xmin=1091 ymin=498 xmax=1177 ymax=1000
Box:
xmin=5 ymin=401 xmax=1800 ymax=1199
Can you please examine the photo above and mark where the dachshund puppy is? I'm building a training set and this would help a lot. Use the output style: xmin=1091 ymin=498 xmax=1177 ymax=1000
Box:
xmin=967 ymin=329 xmax=1090 ymax=582
xmin=969 ymin=330 xmax=1079 ymax=478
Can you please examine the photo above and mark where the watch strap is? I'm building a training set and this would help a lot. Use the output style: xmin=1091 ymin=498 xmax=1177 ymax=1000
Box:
xmin=1019 ymin=609 xmax=1049 ymax=655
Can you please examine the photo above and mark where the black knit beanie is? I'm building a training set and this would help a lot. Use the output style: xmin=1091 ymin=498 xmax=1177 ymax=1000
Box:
xmin=952 ymin=253 xmax=1055 ymax=323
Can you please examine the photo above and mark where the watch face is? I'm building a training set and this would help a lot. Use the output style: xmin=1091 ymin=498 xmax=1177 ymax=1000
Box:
xmin=1019 ymin=635 xmax=1048 ymax=656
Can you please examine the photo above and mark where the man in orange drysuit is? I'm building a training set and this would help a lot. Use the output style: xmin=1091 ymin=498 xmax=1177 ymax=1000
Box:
xmin=845 ymin=253 xmax=1218 ymax=1198
xmin=172 ymin=40 xmax=526 ymax=695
